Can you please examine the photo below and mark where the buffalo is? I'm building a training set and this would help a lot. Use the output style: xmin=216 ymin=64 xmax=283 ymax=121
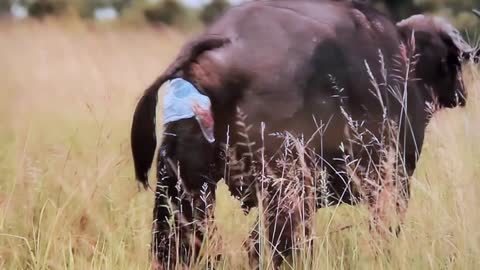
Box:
xmin=131 ymin=0 xmax=477 ymax=268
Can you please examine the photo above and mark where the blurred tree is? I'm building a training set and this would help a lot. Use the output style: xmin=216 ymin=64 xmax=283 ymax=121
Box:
xmin=369 ymin=0 xmax=480 ymax=34
xmin=111 ymin=0 xmax=131 ymax=13
xmin=416 ymin=0 xmax=477 ymax=13
xmin=383 ymin=0 xmax=420 ymax=20
xmin=0 ymin=1 xmax=10 ymax=15
xmin=368 ymin=0 xmax=420 ymax=20
xmin=120 ymin=0 xmax=151 ymax=24
xmin=28 ymin=0 xmax=67 ymax=19
xmin=414 ymin=0 xmax=480 ymax=34
xmin=144 ymin=0 xmax=187 ymax=25
xmin=200 ymin=0 xmax=229 ymax=24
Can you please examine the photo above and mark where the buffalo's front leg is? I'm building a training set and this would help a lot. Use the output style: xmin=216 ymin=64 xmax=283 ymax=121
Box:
xmin=368 ymin=157 xmax=410 ymax=237
xmin=347 ymin=137 xmax=411 ymax=238
xmin=247 ymin=201 xmax=303 ymax=269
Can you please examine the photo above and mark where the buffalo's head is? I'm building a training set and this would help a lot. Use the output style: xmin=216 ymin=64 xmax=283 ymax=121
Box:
xmin=397 ymin=15 xmax=477 ymax=108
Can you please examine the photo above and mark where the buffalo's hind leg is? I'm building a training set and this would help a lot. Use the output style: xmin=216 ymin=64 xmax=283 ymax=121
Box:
xmin=370 ymin=147 xmax=411 ymax=238
xmin=151 ymin=159 xmax=177 ymax=269
xmin=151 ymin=157 xmax=217 ymax=269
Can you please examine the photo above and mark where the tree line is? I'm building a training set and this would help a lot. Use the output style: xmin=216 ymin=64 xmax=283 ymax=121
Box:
xmin=0 ymin=0 xmax=230 ymax=25
xmin=0 ymin=0 xmax=478 ymax=33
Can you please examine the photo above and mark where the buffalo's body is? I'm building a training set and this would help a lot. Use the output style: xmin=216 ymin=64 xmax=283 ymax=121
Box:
xmin=201 ymin=0 xmax=420 ymax=205
xmin=131 ymin=0 xmax=472 ymax=268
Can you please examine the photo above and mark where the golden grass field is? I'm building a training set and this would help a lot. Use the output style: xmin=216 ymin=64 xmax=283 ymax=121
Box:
xmin=1 ymin=20 xmax=480 ymax=269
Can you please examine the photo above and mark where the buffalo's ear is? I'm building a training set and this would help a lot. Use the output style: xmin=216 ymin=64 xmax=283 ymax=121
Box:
xmin=463 ymin=9 xmax=480 ymax=62
xmin=465 ymin=9 xmax=480 ymax=62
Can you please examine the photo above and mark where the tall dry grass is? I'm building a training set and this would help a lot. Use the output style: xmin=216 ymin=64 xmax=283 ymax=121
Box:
xmin=0 ymin=19 xmax=480 ymax=269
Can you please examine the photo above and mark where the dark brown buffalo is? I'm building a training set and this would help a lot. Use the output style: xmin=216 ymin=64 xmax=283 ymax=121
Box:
xmin=131 ymin=0 xmax=476 ymax=268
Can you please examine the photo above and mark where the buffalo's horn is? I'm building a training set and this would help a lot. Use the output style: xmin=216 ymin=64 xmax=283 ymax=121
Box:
xmin=471 ymin=9 xmax=480 ymax=62
xmin=473 ymin=9 xmax=480 ymax=17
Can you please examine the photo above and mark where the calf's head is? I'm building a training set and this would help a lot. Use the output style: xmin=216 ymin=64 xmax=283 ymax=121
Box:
xmin=397 ymin=15 xmax=477 ymax=108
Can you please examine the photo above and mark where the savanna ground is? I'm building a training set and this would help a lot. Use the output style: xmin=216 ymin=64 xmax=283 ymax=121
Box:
xmin=0 ymin=19 xmax=480 ymax=270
